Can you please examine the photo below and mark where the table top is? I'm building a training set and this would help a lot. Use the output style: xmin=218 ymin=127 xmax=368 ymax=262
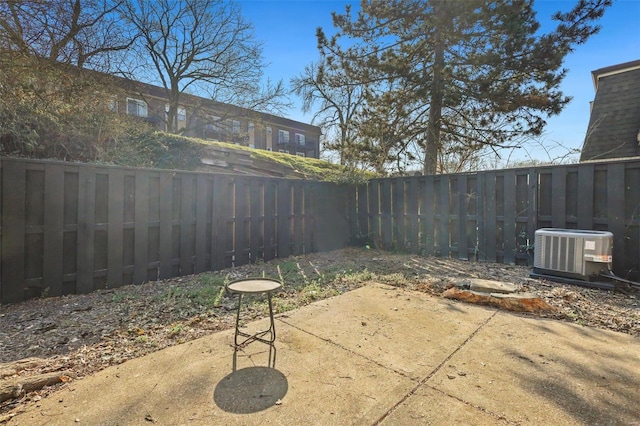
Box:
xmin=227 ymin=278 xmax=282 ymax=294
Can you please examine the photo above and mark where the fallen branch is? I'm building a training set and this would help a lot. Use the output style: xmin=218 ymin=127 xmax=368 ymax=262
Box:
xmin=0 ymin=371 xmax=72 ymax=403
xmin=442 ymin=288 xmax=556 ymax=313
xmin=0 ymin=358 xmax=46 ymax=380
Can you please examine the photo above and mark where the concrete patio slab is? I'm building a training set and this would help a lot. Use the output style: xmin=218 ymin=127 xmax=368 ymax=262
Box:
xmin=424 ymin=311 xmax=640 ymax=425
xmin=277 ymin=284 xmax=496 ymax=380
xmin=8 ymin=283 xmax=640 ymax=425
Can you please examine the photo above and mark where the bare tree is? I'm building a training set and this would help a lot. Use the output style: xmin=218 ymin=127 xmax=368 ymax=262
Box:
xmin=0 ymin=0 xmax=135 ymax=70
xmin=122 ymin=0 xmax=288 ymax=134
xmin=292 ymin=60 xmax=366 ymax=166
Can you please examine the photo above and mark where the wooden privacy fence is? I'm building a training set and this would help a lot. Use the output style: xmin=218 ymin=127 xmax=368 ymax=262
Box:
xmin=354 ymin=158 xmax=640 ymax=280
xmin=0 ymin=158 xmax=350 ymax=304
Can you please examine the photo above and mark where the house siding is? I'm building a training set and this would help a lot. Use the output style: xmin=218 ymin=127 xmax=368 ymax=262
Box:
xmin=580 ymin=61 xmax=640 ymax=162
xmin=116 ymin=78 xmax=322 ymax=158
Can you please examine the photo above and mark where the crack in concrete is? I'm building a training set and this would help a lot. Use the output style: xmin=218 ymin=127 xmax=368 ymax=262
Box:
xmin=279 ymin=308 xmax=521 ymax=425
xmin=276 ymin=317 xmax=416 ymax=381
xmin=372 ymin=309 xmax=502 ymax=425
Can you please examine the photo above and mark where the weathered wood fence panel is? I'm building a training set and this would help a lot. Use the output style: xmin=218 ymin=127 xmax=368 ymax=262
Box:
xmin=3 ymin=157 xmax=639 ymax=303
xmin=0 ymin=158 xmax=350 ymax=304
xmin=355 ymin=159 xmax=640 ymax=280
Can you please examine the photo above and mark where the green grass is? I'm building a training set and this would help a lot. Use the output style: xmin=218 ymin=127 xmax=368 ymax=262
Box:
xmin=125 ymin=132 xmax=375 ymax=183
xmin=163 ymin=273 xmax=227 ymax=307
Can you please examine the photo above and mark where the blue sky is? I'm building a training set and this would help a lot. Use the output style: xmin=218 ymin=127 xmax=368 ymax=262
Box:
xmin=239 ymin=0 xmax=640 ymax=163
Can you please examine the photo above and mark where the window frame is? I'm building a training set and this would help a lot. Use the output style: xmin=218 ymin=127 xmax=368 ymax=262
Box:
xmin=126 ymin=97 xmax=148 ymax=118
xmin=278 ymin=129 xmax=290 ymax=144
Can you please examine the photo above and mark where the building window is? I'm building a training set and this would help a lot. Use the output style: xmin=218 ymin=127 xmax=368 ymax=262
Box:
xmin=248 ymin=122 xmax=255 ymax=132
xmin=225 ymin=119 xmax=240 ymax=134
xmin=126 ymin=98 xmax=147 ymax=117
xmin=164 ymin=104 xmax=186 ymax=121
xmin=177 ymin=106 xmax=186 ymax=122
xmin=266 ymin=126 xmax=272 ymax=134
xmin=205 ymin=115 xmax=221 ymax=131
xmin=278 ymin=130 xmax=289 ymax=144
xmin=296 ymin=152 xmax=305 ymax=157
xmin=295 ymin=133 xmax=305 ymax=147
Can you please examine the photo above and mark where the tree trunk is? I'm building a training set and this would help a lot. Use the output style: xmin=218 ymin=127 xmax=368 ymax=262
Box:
xmin=423 ymin=5 xmax=446 ymax=176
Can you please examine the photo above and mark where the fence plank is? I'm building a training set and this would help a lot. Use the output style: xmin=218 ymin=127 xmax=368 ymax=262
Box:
xmin=483 ymin=171 xmax=497 ymax=262
xmin=368 ymin=181 xmax=380 ymax=248
xmin=303 ymin=183 xmax=314 ymax=254
xmin=277 ymin=180 xmax=291 ymax=258
xmin=380 ymin=180 xmax=392 ymax=249
xmin=43 ymin=164 xmax=65 ymax=296
xmin=249 ymin=178 xmax=262 ymax=261
xmin=76 ymin=166 xmax=96 ymax=294
xmin=1 ymin=161 xmax=26 ymax=303
xmin=134 ymin=171 xmax=149 ymax=284
xmin=393 ymin=179 xmax=405 ymax=249
xmin=180 ymin=175 xmax=194 ymax=274
xmin=527 ymin=169 xmax=537 ymax=254
xmin=475 ymin=173 xmax=484 ymax=262
xmin=194 ymin=174 xmax=209 ymax=274
xmin=357 ymin=184 xmax=368 ymax=242
xmin=503 ymin=170 xmax=516 ymax=264
xmin=626 ymin=164 xmax=640 ymax=279
xmin=457 ymin=175 xmax=468 ymax=260
xmin=551 ymin=166 xmax=567 ymax=228
xmin=418 ymin=176 xmax=432 ymax=255
xmin=438 ymin=176 xmax=449 ymax=256
xmin=577 ymin=164 xmax=595 ymax=230
xmin=607 ymin=163 xmax=625 ymax=274
xmin=235 ymin=177 xmax=250 ymax=266
xmin=407 ymin=177 xmax=419 ymax=253
xmin=107 ymin=169 xmax=124 ymax=288
xmin=263 ymin=180 xmax=276 ymax=261
xmin=158 ymin=172 xmax=173 ymax=280
xmin=293 ymin=182 xmax=304 ymax=255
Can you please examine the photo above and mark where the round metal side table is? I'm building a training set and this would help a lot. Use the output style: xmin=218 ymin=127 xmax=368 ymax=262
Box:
xmin=226 ymin=278 xmax=282 ymax=371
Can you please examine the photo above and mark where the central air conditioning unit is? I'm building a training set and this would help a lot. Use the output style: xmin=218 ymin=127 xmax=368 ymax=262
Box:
xmin=533 ymin=228 xmax=613 ymax=282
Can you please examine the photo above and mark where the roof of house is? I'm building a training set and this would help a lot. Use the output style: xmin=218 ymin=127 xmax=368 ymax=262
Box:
xmin=580 ymin=59 xmax=640 ymax=162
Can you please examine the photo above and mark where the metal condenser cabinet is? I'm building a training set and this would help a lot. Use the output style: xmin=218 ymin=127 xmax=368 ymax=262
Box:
xmin=533 ymin=228 xmax=613 ymax=281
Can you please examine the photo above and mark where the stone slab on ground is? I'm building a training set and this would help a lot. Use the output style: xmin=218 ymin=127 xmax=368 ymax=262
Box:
xmin=456 ymin=278 xmax=520 ymax=294
xmin=442 ymin=287 xmax=555 ymax=313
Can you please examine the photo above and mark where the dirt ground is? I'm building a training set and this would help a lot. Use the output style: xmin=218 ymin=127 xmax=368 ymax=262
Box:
xmin=1 ymin=247 xmax=638 ymax=421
